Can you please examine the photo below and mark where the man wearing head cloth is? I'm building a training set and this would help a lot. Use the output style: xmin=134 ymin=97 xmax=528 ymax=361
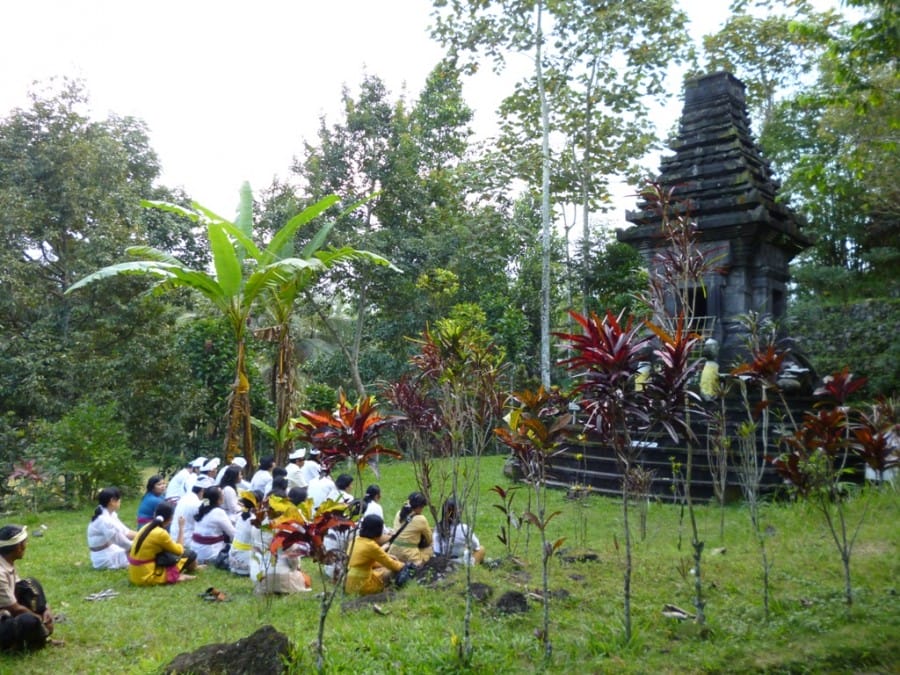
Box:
xmin=0 ymin=525 xmax=56 ymax=651
xmin=166 ymin=456 xmax=204 ymax=502
xmin=171 ymin=475 xmax=213 ymax=545
xmin=285 ymin=448 xmax=308 ymax=490
xmin=201 ymin=458 xmax=220 ymax=479
xmin=299 ymin=448 xmax=322 ymax=486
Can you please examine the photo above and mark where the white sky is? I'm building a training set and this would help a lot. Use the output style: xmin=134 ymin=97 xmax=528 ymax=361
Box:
xmin=2 ymin=1 xmax=841 ymax=221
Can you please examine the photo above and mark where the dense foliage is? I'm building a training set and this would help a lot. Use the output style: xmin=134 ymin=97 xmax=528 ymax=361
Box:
xmin=0 ymin=0 xmax=895 ymax=505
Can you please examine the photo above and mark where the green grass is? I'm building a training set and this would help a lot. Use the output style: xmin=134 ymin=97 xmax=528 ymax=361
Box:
xmin=1 ymin=455 xmax=898 ymax=674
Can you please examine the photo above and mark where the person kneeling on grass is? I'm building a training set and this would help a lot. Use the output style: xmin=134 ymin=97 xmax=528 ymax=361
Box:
xmin=228 ymin=490 xmax=261 ymax=577
xmin=0 ymin=525 xmax=58 ymax=651
xmin=128 ymin=502 xmax=199 ymax=586
xmin=87 ymin=487 xmax=137 ymax=570
xmin=191 ymin=487 xmax=235 ymax=566
xmin=433 ymin=497 xmax=486 ymax=565
xmin=388 ymin=492 xmax=433 ymax=566
xmin=345 ymin=515 xmax=406 ymax=596
xmin=249 ymin=498 xmax=312 ymax=595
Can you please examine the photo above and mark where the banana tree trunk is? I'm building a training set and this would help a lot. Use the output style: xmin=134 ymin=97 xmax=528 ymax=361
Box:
xmin=224 ymin=339 xmax=256 ymax=472
xmin=274 ymin=326 xmax=295 ymax=467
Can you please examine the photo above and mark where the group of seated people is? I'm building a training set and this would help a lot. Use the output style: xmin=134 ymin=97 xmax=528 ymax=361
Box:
xmin=85 ymin=450 xmax=486 ymax=599
xmin=346 ymin=490 xmax=486 ymax=596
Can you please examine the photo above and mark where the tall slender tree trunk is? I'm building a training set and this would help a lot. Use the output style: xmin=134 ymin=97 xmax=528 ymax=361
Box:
xmin=536 ymin=0 xmax=552 ymax=389
xmin=349 ymin=281 xmax=369 ymax=398
xmin=580 ymin=58 xmax=598 ymax=319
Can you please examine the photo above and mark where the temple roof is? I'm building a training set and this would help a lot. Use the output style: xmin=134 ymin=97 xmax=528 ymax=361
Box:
xmin=621 ymin=71 xmax=811 ymax=257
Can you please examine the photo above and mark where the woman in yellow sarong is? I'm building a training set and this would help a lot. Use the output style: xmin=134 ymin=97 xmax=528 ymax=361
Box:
xmin=388 ymin=492 xmax=433 ymax=565
xmin=345 ymin=515 xmax=405 ymax=595
xmin=128 ymin=502 xmax=199 ymax=586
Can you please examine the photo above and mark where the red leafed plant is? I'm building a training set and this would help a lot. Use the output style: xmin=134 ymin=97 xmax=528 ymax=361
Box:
xmin=852 ymin=397 xmax=900 ymax=480
xmin=294 ymin=389 xmax=404 ymax=472
xmin=264 ymin=501 xmax=355 ymax=565
xmin=247 ymin=491 xmax=358 ymax=673
xmin=10 ymin=459 xmax=47 ymax=484
xmin=382 ymin=374 xmax=449 ymax=458
xmin=494 ymin=386 xmax=572 ymax=659
xmin=644 ymin=316 xmax=703 ymax=443
xmin=813 ymin=366 xmax=868 ymax=407
xmin=494 ymin=386 xmax=572 ymax=486
xmin=771 ymin=369 xmax=882 ymax=607
xmin=556 ymin=309 xmax=652 ymax=446
xmin=247 ymin=494 xmax=354 ymax=564
xmin=9 ymin=459 xmax=48 ymax=513
xmin=556 ymin=307 xmax=703 ymax=640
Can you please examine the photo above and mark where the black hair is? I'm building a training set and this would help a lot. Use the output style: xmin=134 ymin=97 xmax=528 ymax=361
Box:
xmin=270 ymin=477 xmax=289 ymax=495
xmin=258 ymin=456 xmax=275 ymax=471
xmin=438 ymin=497 xmax=460 ymax=539
xmin=145 ymin=475 xmax=164 ymax=494
xmin=0 ymin=525 xmax=26 ymax=556
xmin=196 ymin=486 xmax=223 ymax=522
xmin=220 ymin=465 xmax=241 ymax=490
xmin=238 ymin=489 xmax=263 ymax=520
xmin=335 ymin=473 xmax=353 ymax=491
xmin=399 ymin=491 xmax=427 ymax=522
xmin=363 ymin=484 xmax=381 ymax=505
xmin=92 ymin=487 xmax=122 ymax=521
xmin=359 ymin=514 xmax=384 ymax=539
xmin=272 ymin=466 xmax=287 ymax=480
xmin=288 ymin=487 xmax=308 ymax=506
xmin=133 ymin=502 xmax=174 ymax=555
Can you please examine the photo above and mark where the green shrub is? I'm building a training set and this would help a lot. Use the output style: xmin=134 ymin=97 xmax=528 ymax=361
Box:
xmin=32 ymin=399 xmax=139 ymax=505
xmin=302 ymin=382 xmax=338 ymax=412
xmin=788 ymin=297 xmax=900 ymax=396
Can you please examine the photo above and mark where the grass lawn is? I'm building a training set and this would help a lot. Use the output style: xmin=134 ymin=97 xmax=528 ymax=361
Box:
xmin=1 ymin=455 xmax=897 ymax=674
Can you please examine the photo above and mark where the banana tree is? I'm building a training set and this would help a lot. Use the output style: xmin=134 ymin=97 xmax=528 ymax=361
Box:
xmin=67 ymin=185 xmax=341 ymax=470
xmin=254 ymin=197 xmax=398 ymax=466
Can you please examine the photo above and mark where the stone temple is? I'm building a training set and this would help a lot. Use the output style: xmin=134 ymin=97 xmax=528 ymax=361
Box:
xmin=619 ymin=70 xmax=811 ymax=365
xmin=547 ymin=71 xmax=813 ymax=501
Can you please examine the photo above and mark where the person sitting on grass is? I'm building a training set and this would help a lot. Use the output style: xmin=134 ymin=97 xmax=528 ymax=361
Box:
xmin=361 ymin=485 xmax=392 ymax=543
xmin=388 ymin=492 xmax=433 ymax=566
xmin=345 ymin=515 xmax=405 ymax=596
xmin=128 ymin=502 xmax=199 ymax=586
xmin=171 ymin=474 xmax=212 ymax=546
xmin=191 ymin=487 xmax=235 ymax=565
xmin=249 ymin=455 xmax=275 ymax=496
xmin=433 ymin=497 xmax=486 ymax=565
xmin=268 ymin=472 xmax=289 ymax=499
xmin=219 ymin=465 xmax=243 ymax=523
xmin=228 ymin=490 xmax=261 ymax=577
xmin=136 ymin=475 xmax=167 ymax=528
xmin=334 ymin=473 xmax=354 ymax=504
xmin=87 ymin=487 xmax=136 ymax=570
xmin=249 ymin=496 xmax=311 ymax=595
xmin=0 ymin=525 xmax=58 ymax=651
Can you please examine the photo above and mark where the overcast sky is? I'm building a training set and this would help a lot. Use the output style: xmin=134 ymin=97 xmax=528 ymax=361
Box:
xmin=3 ymin=1 xmax=839 ymax=221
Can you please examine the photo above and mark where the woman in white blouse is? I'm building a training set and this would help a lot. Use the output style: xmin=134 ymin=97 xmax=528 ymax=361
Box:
xmin=433 ymin=497 xmax=485 ymax=565
xmin=87 ymin=487 xmax=136 ymax=569
xmin=218 ymin=465 xmax=243 ymax=523
xmin=191 ymin=487 xmax=235 ymax=564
